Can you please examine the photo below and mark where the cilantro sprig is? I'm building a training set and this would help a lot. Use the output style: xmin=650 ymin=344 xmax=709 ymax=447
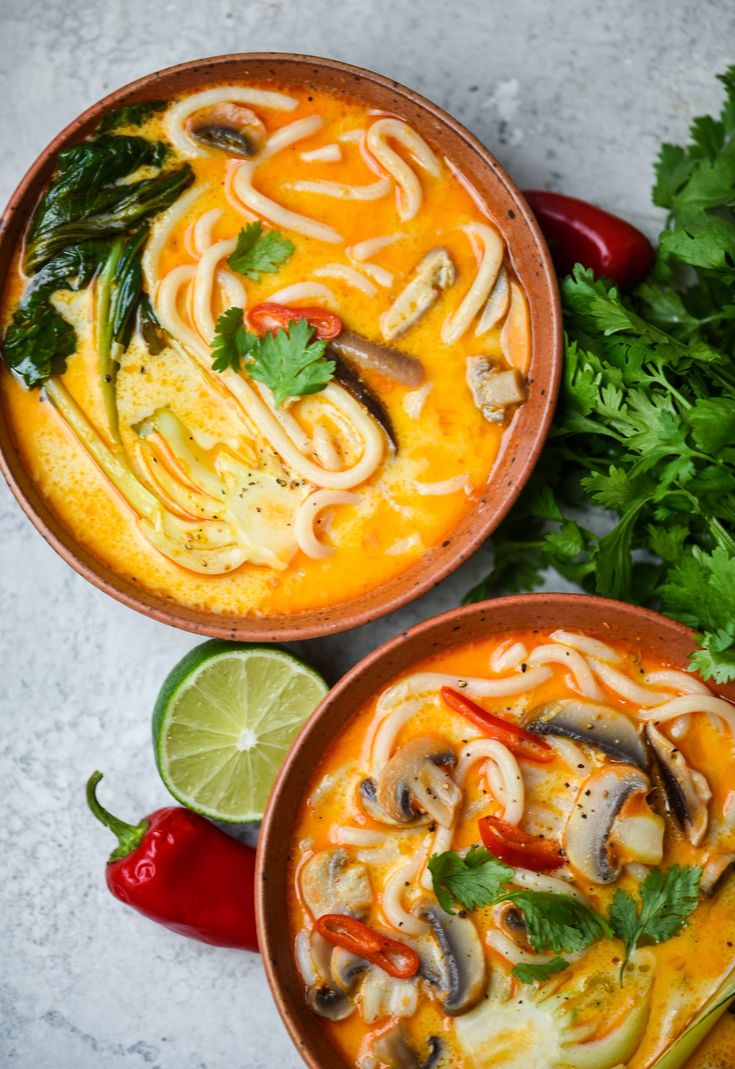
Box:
xmin=429 ymin=848 xmax=699 ymax=986
xmin=210 ymin=308 xmax=335 ymax=407
xmin=609 ymin=864 xmax=701 ymax=980
xmin=428 ymin=845 xmax=512 ymax=913
xmin=466 ymin=67 xmax=735 ymax=683
xmin=500 ymin=889 xmax=612 ymax=955
xmin=227 ymin=221 xmax=294 ymax=280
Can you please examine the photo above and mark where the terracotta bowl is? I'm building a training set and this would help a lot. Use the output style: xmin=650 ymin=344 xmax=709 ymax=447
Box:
xmin=256 ymin=592 xmax=735 ymax=1067
xmin=0 ymin=54 xmax=561 ymax=640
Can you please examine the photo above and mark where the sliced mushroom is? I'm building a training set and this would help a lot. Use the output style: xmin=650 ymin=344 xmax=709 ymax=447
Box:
xmin=306 ymin=983 xmax=354 ymax=1020
xmin=296 ymin=928 xmax=356 ymax=1021
xmin=368 ymin=1023 xmax=443 ymax=1069
xmin=330 ymin=946 xmax=370 ymax=992
xmin=376 ymin=735 xmax=461 ymax=827
xmin=331 ymin=353 xmax=397 ymax=448
xmin=301 ymin=849 xmax=372 ymax=919
xmin=491 ymin=901 xmax=533 ymax=951
xmin=187 ymin=102 xmax=267 ymax=158
xmin=466 ymin=356 xmax=527 ymax=424
xmin=331 ymin=329 xmax=424 ymax=387
xmin=417 ymin=904 xmax=487 ymax=1016
xmin=359 ymin=777 xmax=402 ymax=825
xmin=700 ymin=853 xmax=735 ymax=896
xmin=524 ymin=699 xmax=648 ymax=770
xmin=564 ymin=764 xmax=651 ymax=884
xmin=380 ymin=248 xmax=456 ymax=342
xmin=647 ymin=724 xmax=711 ymax=846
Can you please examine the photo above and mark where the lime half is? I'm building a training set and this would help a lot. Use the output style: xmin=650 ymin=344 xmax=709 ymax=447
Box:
xmin=152 ymin=640 xmax=327 ymax=822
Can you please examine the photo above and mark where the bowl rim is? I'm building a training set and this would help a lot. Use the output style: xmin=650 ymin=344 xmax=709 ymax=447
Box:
xmin=255 ymin=591 xmax=734 ymax=1067
xmin=0 ymin=52 xmax=562 ymax=640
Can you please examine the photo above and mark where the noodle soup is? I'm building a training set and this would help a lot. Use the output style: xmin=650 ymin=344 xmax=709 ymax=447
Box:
xmin=288 ymin=627 xmax=735 ymax=1068
xmin=0 ymin=77 xmax=535 ymax=618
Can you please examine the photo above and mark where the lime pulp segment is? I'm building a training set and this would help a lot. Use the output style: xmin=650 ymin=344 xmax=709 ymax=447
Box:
xmin=155 ymin=645 xmax=327 ymax=822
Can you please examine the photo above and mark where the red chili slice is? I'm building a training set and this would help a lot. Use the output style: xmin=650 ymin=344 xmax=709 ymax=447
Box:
xmin=247 ymin=302 xmax=343 ymax=340
xmin=479 ymin=815 xmax=564 ymax=872
xmin=441 ymin=687 xmax=554 ymax=764
xmin=315 ymin=914 xmax=419 ymax=979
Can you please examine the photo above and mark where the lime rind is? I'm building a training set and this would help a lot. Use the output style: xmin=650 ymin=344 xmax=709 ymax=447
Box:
xmin=153 ymin=641 xmax=327 ymax=822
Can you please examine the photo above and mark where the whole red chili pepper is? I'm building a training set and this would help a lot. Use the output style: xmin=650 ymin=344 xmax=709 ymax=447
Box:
xmin=479 ymin=815 xmax=564 ymax=872
xmin=247 ymin=302 xmax=343 ymax=339
xmin=86 ymin=771 xmax=258 ymax=951
xmin=523 ymin=190 xmax=654 ymax=288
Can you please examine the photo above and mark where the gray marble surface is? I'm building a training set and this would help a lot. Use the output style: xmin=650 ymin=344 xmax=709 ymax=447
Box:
xmin=1 ymin=1 xmax=733 ymax=1065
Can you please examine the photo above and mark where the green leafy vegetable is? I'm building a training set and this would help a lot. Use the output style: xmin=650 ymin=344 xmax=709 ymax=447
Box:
xmin=2 ymin=241 xmax=110 ymax=387
xmin=210 ymin=309 xmax=335 ymax=407
xmin=137 ymin=294 xmax=166 ymax=355
xmin=499 ymin=889 xmax=612 ymax=955
xmin=468 ymin=67 xmax=735 ymax=681
xmin=2 ymin=127 xmax=184 ymax=389
xmin=28 ymin=135 xmax=167 ymax=261
xmin=210 ymin=307 xmax=256 ymax=373
xmin=511 ymin=957 xmax=569 ymax=984
xmin=249 ymin=318 xmax=335 ymax=407
xmin=609 ymin=864 xmax=701 ymax=979
xmin=26 ymin=164 xmax=193 ymax=273
xmin=227 ymin=221 xmax=295 ymax=280
xmin=98 ymin=101 xmax=167 ymax=133
xmin=2 ymin=295 xmax=77 ymax=388
xmin=428 ymin=846 xmax=512 ymax=914
xmin=96 ymin=228 xmax=150 ymax=441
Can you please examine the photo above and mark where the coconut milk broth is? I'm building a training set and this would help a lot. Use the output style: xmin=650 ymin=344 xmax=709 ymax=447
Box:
xmin=0 ymin=81 xmax=529 ymax=616
xmin=289 ymin=628 xmax=735 ymax=1068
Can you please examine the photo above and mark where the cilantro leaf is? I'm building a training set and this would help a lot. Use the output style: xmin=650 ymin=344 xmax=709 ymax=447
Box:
xmin=609 ymin=865 xmax=701 ymax=979
xmin=227 ymin=221 xmax=295 ymax=280
xmin=512 ymin=957 xmax=570 ymax=984
xmin=428 ymin=846 xmax=512 ymax=914
xmin=210 ymin=307 xmax=256 ymax=373
xmin=247 ymin=317 xmax=334 ymax=407
xmin=498 ymin=890 xmax=611 ymax=955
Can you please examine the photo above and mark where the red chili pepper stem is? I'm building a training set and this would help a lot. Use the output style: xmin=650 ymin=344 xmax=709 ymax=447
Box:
xmin=86 ymin=771 xmax=149 ymax=863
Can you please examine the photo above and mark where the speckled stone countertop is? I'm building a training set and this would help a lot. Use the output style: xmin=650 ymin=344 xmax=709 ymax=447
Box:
xmin=0 ymin=2 xmax=732 ymax=1065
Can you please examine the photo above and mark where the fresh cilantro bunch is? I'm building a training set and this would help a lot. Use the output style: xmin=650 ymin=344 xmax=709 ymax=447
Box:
xmin=468 ymin=67 xmax=735 ymax=683
xmin=211 ymin=307 xmax=335 ymax=407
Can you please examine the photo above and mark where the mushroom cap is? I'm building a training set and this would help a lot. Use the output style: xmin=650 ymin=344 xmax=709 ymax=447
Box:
xmin=300 ymin=849 xmax=372 ymax=920
xmin=524 ymin=699 xmax=648 ymax=769
xmin=647 ymin=723 xmax=711 ymax=846
xmin=370 ymin=1023 xmax=443 ymax=1069
xmin=376 ymin=734 xmax=461 ymax=827
xmin=187 ymin=102 xmax=266 ymax=158
xmin=417 ymin=903 xmax=487 ymax=1016
xmin=564 ymin=763 xmax=651 ymax=884
xmin=305 ymin=983 xmax=353 ymax=1020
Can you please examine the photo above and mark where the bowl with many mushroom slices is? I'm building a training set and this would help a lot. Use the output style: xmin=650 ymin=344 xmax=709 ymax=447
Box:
xmin=0 ymin=54 xmax=560 ymax=640
xmin=257 ymin=593 xmax=735 ymax=1069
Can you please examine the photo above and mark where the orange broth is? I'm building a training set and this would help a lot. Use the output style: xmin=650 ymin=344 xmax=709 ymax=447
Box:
xmin=0 ymin=82 xmax=528 ymax=616
xmin=288 ymin=629 xmax=735 ymax=1068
